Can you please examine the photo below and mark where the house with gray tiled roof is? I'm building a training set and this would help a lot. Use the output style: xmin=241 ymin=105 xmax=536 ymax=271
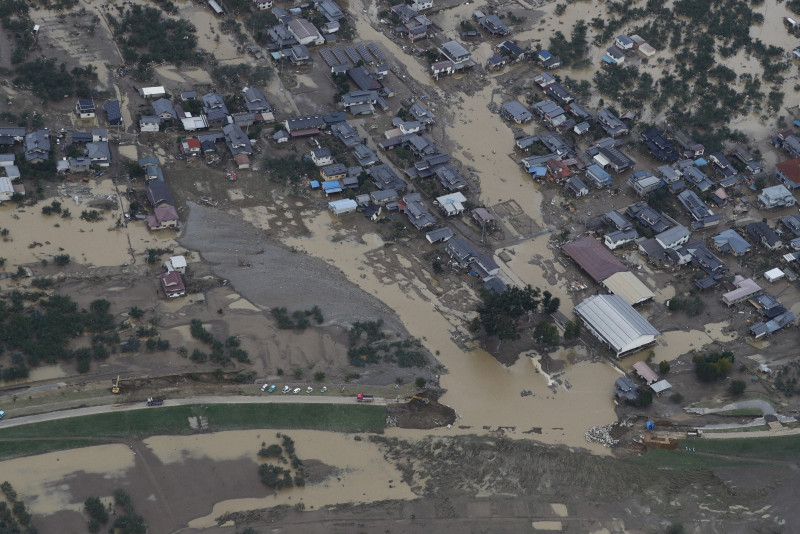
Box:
xmin=24 ymin=130 xmax=50 ymax=164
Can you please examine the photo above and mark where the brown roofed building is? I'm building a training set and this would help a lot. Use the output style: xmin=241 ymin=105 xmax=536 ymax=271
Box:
xmin=562 ymin=235 xmax=628 ymax=282
xmin=776 ymin=157 xmax=800 ymax=190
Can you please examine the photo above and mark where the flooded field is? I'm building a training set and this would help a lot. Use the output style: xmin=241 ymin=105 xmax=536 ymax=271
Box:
xmin=0 ymin=179 xmax=175 ymax=269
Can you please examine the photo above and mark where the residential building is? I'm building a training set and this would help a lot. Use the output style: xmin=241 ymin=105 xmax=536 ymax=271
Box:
xmin=604 ymin=228 xmax=638 ymax=250
xmin=160 ymin=270 xmax=185 ymax=298
xmin=148 ymin=205 xmax=179 ymax=231
xmin=440 ymin=40 xmax=471 ymax=68
xmin=566 ymin=176 xmax=589 ymax=197
xmin=426 ymin=227 xmax=454 ymax=244
xmin=713 ymin=229 xmax=751 ymax=255
xmin=328 ymin=198 xmax=358 ymax=216
xmin=776 ymin=157 xmax=800 ymax=190
xmin=287 ymin=18 xmax=325 ymax=46
xmin=180 ymin=138 xmax=202 ymax=156
xmin=628 ymin=171 xmax=663 ymax=197
xmin=673 ymin=130 xmax=704 ymax=158
xmin=544 ymin=83 xmax=574 ymax=105
xmin=92 ymin=128 xmax=108 ymax=142
xmin=332 ymin=122 xmax=362 ymax=147
xmin=252 ymin=0 xmax=272 ymax=9
xmin=709 ymin=151 xmax=737 ymax=178
xmin=400 ymin=192 xmax=436 ymax=229
xmin=222 ymin=123 xmax=253 ymax=158
xmin=104 ymin=100 xmax=123 ymax=125
xmin=409 ymin=103 xmax=435 ymax=124
xmin=615 ymin=34 xmax=634 ymax=50
xmin=585 ymin=164 xmax=612 ymax=188
xmin=722 ymin=275 xmax=762 ymax=306
xmin=595 ymin=146 xmax=634 ymax=173
xmin=781 ymin=215 xmax=800 ymax=237
xmin=444 ymin=237 xmax=477 ymax=266
xmin=476 ymin=12 xmax=509 ymax=36
xmin=683 ymin=166 xmax=713 ymax=192
xmin=501 ymin=101 xmax=533 ymax=124
xmin=407 ymin=0 xmax=433 ymax=11
xmin=655 ymin=225 xmax=690 ymax=250
xmin=677 ymin=189 xmax=721 ymax=229
xmin=369 ymin=164 xmax=406 ymax=191
xmin=435 ymin=164 xmax=468 ymax=191
xmin=242 ymin=87 xmax=272 ymax=113
xmin=746 ymin=222 xmax=783 ymax=250
xmin=320 ymin=163 xmax=347 ymax=181
xmin=759 ymin=184 xmax=796 ymax=209
xmin=284 ymin=115 xmax=326 ymax=136
xmin=75 ymin=98 xmax=95 ymax=118
xmin=604 ymin=210 xmax=633 ymax=231
xmin=202 ymin=93 xmax=229 ymax=128
xmin=152 ymin=98 xmax=177 ymax=120
xmin=626 ymin=201 xmax=671 ymax=233
xmin=435 ymin=192 xmax=466 ymax=216
xmin=640 ymin=128 xmax=679 ymax=162
xmin=139 ymin=116 xmax=161 ymax=132
xmin=86 ymin=141 xmax=111 ymax=167
xmin=24 ymin=130 xmax=50 ymax=163
xmin=311 ymin=148 xmax=334 ymax=167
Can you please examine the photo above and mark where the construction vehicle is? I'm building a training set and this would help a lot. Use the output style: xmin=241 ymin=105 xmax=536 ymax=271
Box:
xmin=111 ymin=376 xmax=120 ymax=394
xmin=146 ymin=397 xmax=164 ymax=406
xmin=357 ymin=393 xmax=374 ymax=402
xmin=410 ymin=395 xmax=430 ymax=406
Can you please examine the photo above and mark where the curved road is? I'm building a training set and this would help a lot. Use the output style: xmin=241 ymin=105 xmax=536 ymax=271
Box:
xmin=0 ymin=394 xmax=387 ymax=430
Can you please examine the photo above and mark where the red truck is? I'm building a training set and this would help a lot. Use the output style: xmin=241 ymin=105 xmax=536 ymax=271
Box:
xmin=356 ymin=394 xmax=374 ymax=403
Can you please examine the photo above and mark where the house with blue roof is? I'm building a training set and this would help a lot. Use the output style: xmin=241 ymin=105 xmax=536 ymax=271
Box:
xmin=104 ymin=100 xmax=122 ymax=125
xmin=713 ymin=229 xmax=751 ymax=256
xmin=585 ymin=164 xmax=611 ymax=188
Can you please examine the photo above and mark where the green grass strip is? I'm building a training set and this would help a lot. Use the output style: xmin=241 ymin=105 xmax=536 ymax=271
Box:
xmin=676 ymin=434 xmax=800 ymax=461
xmin=0 ymin=403 xmax=386 ymax=439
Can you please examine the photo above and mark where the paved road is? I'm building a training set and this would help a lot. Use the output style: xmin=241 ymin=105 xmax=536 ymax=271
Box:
xmin=0 ymin=394 xmax=386 ymax=430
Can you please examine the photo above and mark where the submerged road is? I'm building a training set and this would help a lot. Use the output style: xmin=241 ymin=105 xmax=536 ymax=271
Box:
xmin=0 ymin=394 xmax=387 ymax=430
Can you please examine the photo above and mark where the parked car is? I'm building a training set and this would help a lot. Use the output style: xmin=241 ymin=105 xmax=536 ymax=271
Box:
xmin=0 ymin=410 xmax=5 ymax=420
xmin=261 ymin=383 xmax=269 ymax=392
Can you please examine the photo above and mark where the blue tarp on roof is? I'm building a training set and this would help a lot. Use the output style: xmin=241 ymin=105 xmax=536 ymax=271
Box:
xmin=695 ymin=157 xmax=707 ymax=166
xmin=529 ymin=166 xmax=547 ymax=177
xmin=601 ymin=54 xmax=617 ymax=64
xmin=322 ymin=181 xmax=342 ymax=194
xmin=309 ymin=180 xmax=320 ymax=189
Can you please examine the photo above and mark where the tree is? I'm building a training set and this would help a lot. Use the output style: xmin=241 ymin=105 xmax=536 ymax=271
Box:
xmin=728 ymin=380 xmax=746 ymax=396
xmin=693 ymin=351 xmax=734 ymax=382
xmin=533 ymin=321 xmax=560 ymax=346
xmin=658 ymin=360 xmax=671 ymax=375
xmin=474 ymin=285 xmax=542 ymax=342
xmin=314 ymin=371 xmax=326 ymax=382
xmin=415 ymin=377 xmax=426 ymax=388
xmin=563 ymin=320 xmax=581 ymax=340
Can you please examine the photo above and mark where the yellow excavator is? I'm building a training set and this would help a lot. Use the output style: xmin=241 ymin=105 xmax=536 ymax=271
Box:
xmin=410 ymin=395 xmax=429 ymax=406
xmin=111 ymin=376 xmax=120 ymax=394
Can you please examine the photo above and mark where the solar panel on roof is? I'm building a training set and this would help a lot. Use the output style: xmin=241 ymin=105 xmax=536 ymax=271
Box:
xmin=345 ymin=46 xmax=360 ymax=63
xmin=319 ymin=48 xmax=341 ymax=67
xmin=356 ymin=44 xmax=374 ymax=64
xmin=331 ymin=45 xmax=348 ymax=64
xmin=367 ymin=42 xmax=385 ymax=61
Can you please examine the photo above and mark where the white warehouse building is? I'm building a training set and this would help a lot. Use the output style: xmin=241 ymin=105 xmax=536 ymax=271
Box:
xmin=574 ymin=294 xmax=660 ymax=358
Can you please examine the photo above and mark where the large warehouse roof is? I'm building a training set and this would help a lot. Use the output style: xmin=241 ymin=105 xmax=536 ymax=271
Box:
xmin=562 ymin=236 xmax=627 ymax=282
xmin=602 ymin=271 xmax=655 ymax=306
xmin=574 ymin=294 xmax=659 ymax=357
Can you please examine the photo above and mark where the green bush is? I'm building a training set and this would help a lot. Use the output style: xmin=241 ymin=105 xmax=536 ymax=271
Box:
xmin=728 ymin=380 xmax=746 ymax=396
xmin=84 ymin=496 xmax=109 ymax=524
xmin=693 ymin=351 xmax=734 ymax=382
xmin=258 ymin=444 xmax=282 ymax=457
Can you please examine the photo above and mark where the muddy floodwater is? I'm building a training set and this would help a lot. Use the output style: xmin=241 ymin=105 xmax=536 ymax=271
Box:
xmin=284 ymin=213 xmax=619 ymax=452
xmin=1 ymin=431 xmax=414 ymax=528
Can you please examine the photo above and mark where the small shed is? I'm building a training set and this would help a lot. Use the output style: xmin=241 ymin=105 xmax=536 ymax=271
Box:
xmin=765 ymin=268 xmax=785 ymax=283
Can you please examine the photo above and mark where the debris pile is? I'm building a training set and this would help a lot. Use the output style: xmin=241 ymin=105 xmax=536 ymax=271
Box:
xmin=585 ymin=425 xmax=619 ymax=448
xmin=386 ymin=415 xmax=398 ymax=428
